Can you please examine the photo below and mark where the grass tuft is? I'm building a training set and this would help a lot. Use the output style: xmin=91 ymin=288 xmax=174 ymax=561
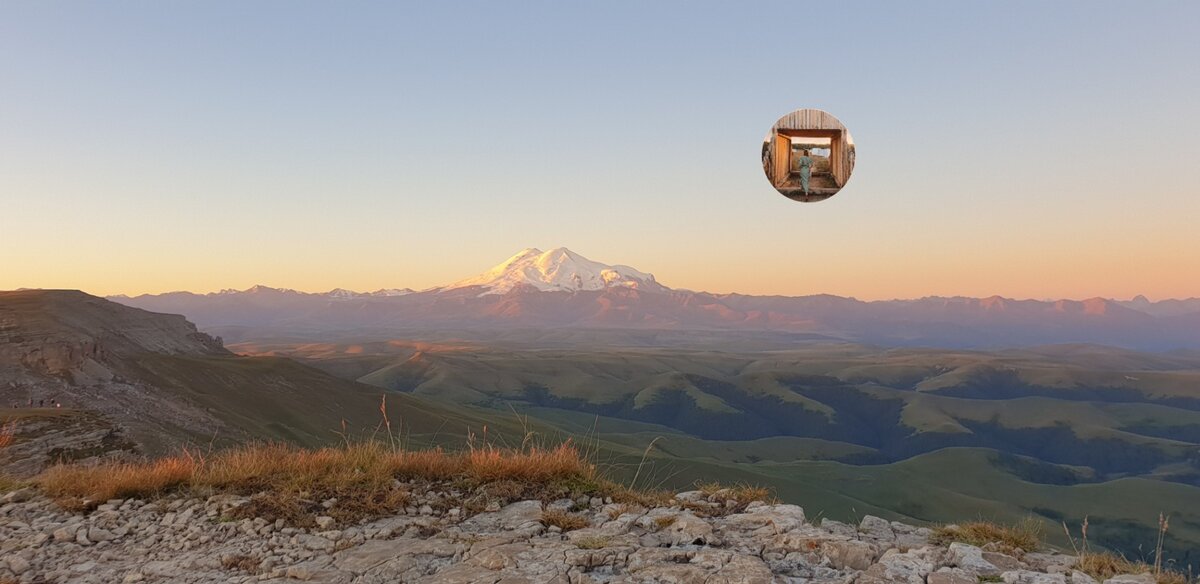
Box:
xmin=221 ymin=554 xmax=261 ymax=574
xmin=682 ymin=482 xmax=773 ymax=516
xmin=540 ymin=509 xmax=589 ymax=531
xmin=1077 ymin=552 xmax=1188 ymax=584
xmin=0 ymin=421 xmax=14 ymax=449
xmin=0 ymin=421 xmax=18 ymax=493
xmin=930 ymin=518 xmax=1042 ymax=555
xmin=574 ymin=535 xmax=611 ymax=549
xmin=605 ymin=503 xmax=642 ymax=520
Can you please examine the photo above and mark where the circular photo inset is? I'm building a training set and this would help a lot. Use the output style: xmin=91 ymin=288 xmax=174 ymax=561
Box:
xmin=762 ymin=109 xmax=856 ymax=203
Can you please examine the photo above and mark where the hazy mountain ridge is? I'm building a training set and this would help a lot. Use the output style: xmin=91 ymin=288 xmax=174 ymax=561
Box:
xmin=104 ymin=248 xmax=1200 ymax=351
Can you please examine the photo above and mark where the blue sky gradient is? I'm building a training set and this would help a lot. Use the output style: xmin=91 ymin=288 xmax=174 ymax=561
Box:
xmin=3 ymin=2 xmax=1198 ymax=299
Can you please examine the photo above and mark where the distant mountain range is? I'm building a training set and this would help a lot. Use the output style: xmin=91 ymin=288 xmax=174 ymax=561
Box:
xmin=103 ymin=247 xmax=1200 ymax=351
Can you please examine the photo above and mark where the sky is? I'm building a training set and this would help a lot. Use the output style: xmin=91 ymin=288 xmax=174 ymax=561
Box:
xmin=2 ymin=2 xmax=1198 ymax=301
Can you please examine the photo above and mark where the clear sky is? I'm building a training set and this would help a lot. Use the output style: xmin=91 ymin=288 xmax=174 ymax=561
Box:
xmin=3 ymin=2 xmax=1198 ymax=300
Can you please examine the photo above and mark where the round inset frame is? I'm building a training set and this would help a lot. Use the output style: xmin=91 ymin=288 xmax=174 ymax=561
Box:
xmin=762 ymin=109 xmax=856 ymax=203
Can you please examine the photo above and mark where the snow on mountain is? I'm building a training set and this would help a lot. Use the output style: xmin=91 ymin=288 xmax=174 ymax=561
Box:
xmin=369 ymin=288 xmax=415 ymax=297
xmin=443 ymin=247 xmax=667 ymax=295
xmin=203 ymin=286 xmax=415 ymax=300
xmin=216 ymin=285 xmax=300 ymax=296
xmin=325 ymin=288 xmax=416 ymax=299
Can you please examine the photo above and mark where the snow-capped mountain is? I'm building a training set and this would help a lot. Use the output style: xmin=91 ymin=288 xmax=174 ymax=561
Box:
xmin=101 ymin=247 xmax=1200 ymax=350
xmin=443 ymin=247 xmax=667 ymax=295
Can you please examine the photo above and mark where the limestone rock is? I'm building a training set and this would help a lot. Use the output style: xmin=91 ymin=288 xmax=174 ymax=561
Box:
xmin=1003 ymin=570 xmax=1068 ymax=584
xmin=859 ymin=515 xmax=897 ymax=544
xmin=822 ymin=539 xmax=879 ymax=570
xmin=0 ymin=488 xmax=1113 ymax=584
xmin=929 ymin=567 xmax=979 ymax=584
xmin=859 ymin=547 xmax=942 ymax=584
xmin=662 ymin=511 xmax=715 ymax=546
xmin=949 ymin=542 xmax=1001 ymax=576
xmin=1104 ymin=575 xmax=1157 ymax=584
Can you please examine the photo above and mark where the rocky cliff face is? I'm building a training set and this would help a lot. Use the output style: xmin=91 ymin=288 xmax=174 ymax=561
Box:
xmin=0 ymin=289 xmax=227 ymax=381
xmin=1 ymin=291 xmax=517 ymax=480
xmin=0 ymin=290 xmax=237 ymax=476
xmin=0 ymin=487 xmax=1123 ymax=584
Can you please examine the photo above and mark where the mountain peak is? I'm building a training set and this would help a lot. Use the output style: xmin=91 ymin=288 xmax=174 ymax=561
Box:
xmin=444 ymin=247 xmax=666 ymax=295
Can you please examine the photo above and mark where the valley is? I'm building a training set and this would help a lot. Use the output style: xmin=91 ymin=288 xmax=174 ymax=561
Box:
xmin=231 ymin=339 xmax=1200 ymax=562
xmin=5 ymin=249 xmax=1200 ymax=563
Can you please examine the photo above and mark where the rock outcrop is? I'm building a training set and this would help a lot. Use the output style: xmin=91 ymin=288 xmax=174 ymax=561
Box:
xmin=0 ymin=486 xmax=1123 ymax=584
xmin=2 ymin=291 xmax=483 ymax=480
xmin=0 ymin=289 xmax=227 ymax=380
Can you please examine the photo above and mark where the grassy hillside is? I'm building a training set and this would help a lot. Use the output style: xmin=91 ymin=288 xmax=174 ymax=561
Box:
xmin=230 ymin=339 xmax=1200 ymax=559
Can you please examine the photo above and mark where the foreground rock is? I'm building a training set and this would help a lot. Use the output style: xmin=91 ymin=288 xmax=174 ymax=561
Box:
xmin=0 ymin=488 xmax=1117 ymax=584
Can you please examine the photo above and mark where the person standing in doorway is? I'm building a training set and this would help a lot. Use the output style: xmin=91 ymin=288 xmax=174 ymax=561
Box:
xmin=797 ymin=149 xmax=814 ymax=195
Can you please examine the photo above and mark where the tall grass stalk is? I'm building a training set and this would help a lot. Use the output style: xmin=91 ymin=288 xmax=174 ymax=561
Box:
xmin=629 ymin=436 xmax=662 ymax=491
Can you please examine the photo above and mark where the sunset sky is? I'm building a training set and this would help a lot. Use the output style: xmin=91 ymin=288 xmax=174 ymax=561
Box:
xmin=2 ymin=2 xmax=1198 ymax=301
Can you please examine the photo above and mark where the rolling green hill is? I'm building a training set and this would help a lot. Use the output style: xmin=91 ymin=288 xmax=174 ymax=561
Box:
xmin=235 ymin=339 xmax=1200 ymax=560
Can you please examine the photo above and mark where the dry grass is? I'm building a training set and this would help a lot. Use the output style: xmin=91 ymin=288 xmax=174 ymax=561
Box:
xmin=0 ymin=421 xmax=17 ymax=494
xmin=700 ymin=482 xmax=771 ymax=503
xmin=0 ymin=421 xmax=15 ymax=449
xmin=682 ymin=482 xmax=774 ymax=517
xmin=605 ymin=503 xmax=642 ymax=520
xmin=1077 ymin=553 xmax=1188 ymax=584
xmin=221 ymin=554 xmax=261 ymax=574
xmin=574 ymin=535 xmax=611 ymax=550
xmin=1063 ymin=515 xmax=1190 ymax=584
xmin=1077 ymin=552 xmax=1145 ymax=581
xmin=540 ymin=509 xmax=589 ymax=531
xmin=37 ymin=441 xmax=655 ymax=526
xmin=930 ymin=518 xmax=1043 ymax=555
xmin=41 ymin=452 xmax=198 ymax=510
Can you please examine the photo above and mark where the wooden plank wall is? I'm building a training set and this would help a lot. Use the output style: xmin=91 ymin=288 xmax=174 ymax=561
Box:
xmin=772 ymin=109 xmax=846 ymax=132
xmin=772 ymin=111 xmax=853 ymax=187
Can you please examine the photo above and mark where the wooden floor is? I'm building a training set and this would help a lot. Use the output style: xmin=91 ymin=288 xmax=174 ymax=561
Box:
xmin=777 ymin=189 xmax=837 ymax=203
xmin=775 ymin=172 xmax=840 ymax=201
